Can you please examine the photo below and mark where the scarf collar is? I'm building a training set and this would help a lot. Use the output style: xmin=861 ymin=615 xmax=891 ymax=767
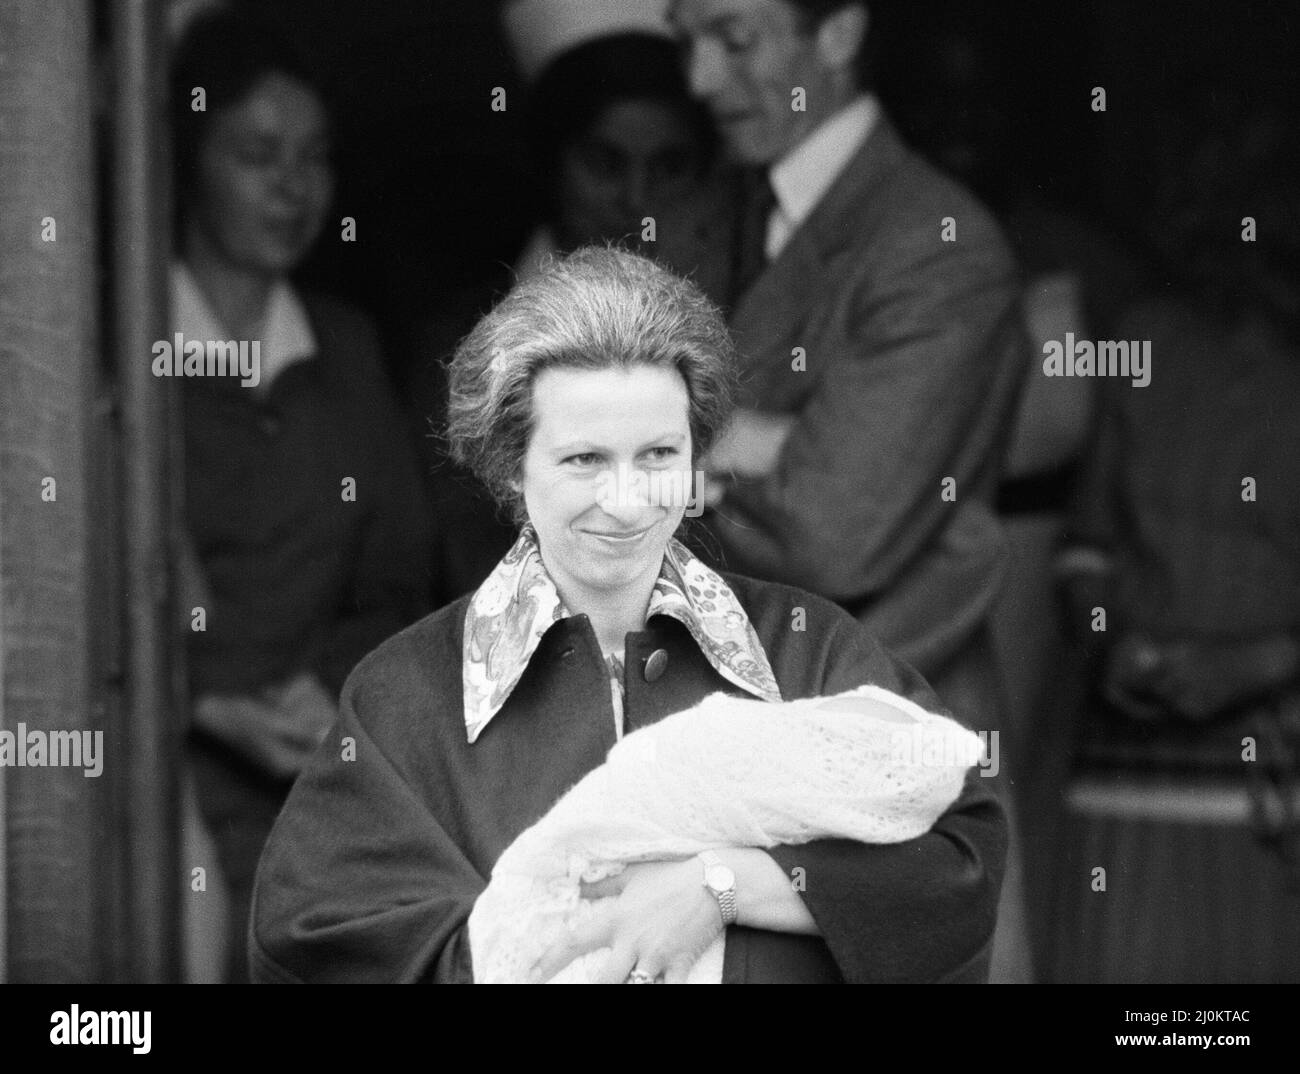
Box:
xmin=462 ymin=525 xmax=782 ymax=743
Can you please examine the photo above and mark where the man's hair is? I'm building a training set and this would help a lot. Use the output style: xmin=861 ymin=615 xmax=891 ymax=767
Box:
xmin=447 ymin=246 xmax=737 ymax=523
xmin=784 ymin=0 xmax=881 ymax=90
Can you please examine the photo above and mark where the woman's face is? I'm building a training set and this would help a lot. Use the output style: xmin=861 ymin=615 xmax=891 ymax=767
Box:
xmin=520 ymin=364 xmax=694 ymax=608
xmin=186 ymin=73 xmax=333 ymax=275
xmin=556 ymin=98 xmax=704 ymax=246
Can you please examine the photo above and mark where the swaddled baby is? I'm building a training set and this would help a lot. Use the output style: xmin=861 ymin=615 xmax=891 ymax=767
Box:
xmin=468 ymin=683 xmax=984 ymax=983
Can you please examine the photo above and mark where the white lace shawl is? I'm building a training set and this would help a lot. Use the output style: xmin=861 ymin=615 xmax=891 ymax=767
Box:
xmin=467 ymin=684 xmax=983 ymax=984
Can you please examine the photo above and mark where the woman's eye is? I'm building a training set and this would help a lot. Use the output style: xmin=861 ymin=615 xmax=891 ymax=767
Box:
xmin=645 ymin=446 xmax=679 ymax=461
xmin=565 ymin=453 xmax=601 ymax=466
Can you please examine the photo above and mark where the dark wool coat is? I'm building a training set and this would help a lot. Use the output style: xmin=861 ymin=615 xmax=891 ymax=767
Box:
xmin=250 ymin=573 xmax=1007 ymax=983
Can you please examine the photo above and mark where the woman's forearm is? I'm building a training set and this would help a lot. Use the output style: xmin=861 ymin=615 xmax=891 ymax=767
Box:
xmin=713 ymin=847 xmax=819 ymax=935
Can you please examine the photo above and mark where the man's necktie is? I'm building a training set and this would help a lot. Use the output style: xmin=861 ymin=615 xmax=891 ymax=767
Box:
xmin=728 ymin=169 xmax=778 ymax=309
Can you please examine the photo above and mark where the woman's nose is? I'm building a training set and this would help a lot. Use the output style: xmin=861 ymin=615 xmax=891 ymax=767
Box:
xmin=595 ymin=466 xmax=655 ymax=520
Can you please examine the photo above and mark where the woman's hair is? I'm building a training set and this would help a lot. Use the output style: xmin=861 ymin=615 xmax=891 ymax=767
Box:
xmin=169 ymin=7 xmax=329 ymax=206
xmin=528 ymin=33 xmax=717 ymax=201
xmin=447 ymin=246 xmax=737 ymax=522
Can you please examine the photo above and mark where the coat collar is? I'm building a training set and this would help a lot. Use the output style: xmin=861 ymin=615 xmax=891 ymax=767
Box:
xmin=462 ymin=525 xmax=782 ymax=742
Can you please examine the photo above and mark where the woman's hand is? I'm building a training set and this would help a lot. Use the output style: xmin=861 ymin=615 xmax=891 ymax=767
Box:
xmin=531 ymin=859 xmax=723 ymax=984
xmin=529 ymin=849 xmax=818 ymax=982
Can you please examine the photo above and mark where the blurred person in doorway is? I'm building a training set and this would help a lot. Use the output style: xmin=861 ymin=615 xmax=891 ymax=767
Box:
xmin=1052 ymin=77 xmax=1300 ymax=980
xmin=670 ymin=0 xmax=1025 ymax=734
xmin=1061 ymin=76 xmax=1300 ymax=750
xmin=505 ymin=0 xmax=731 ymax=294
xmin=169 ymin=6 xmax=432 ymax=982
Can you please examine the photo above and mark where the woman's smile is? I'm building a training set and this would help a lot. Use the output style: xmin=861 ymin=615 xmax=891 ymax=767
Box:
xmin=583 ymin=524 xmax=654 ymax=545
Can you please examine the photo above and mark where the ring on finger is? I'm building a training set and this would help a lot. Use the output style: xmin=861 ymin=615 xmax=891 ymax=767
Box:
xmin=625 ymin=969 xmax=656 ymax=984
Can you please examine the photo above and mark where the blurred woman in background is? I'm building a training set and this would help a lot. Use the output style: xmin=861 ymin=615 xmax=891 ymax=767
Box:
xmin=170 ymin=7 xmax=432 ymax=982
xmin=505 ymin=0 xmax=730 ymax=295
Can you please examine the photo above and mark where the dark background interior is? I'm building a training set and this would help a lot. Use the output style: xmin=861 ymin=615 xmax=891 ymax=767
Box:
xmin=178 ymin=0 xmax=1296 ymax=378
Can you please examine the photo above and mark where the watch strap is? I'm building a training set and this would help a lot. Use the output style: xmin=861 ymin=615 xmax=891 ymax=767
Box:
xmin=699 ymin=851 xmax=738 ymax=926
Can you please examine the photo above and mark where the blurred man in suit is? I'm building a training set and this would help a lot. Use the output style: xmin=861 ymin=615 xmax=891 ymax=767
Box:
xmin=671 ymin=0 xmax=1031 ymax=979
xmin=672 ymin=0 xmax=1024 ymax=738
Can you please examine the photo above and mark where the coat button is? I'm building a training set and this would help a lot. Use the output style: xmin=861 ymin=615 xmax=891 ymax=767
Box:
xmin=643 ymin=649 xmax=668 ymax=682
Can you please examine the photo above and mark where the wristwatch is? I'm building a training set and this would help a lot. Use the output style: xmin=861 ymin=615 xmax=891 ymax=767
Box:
xmin=699 ymin=850 xmax=738 ymax=926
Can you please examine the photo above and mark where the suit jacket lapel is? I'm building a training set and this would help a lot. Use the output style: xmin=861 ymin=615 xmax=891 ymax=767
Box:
xmin=729 ymin=117 xmax=911 ymax=376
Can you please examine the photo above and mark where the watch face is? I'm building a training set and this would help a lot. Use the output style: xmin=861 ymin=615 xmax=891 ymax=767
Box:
xmin=705 ymin=864 xmax=735 ymax=893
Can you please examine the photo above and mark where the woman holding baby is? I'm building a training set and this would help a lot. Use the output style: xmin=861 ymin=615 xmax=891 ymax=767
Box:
xmin=249 ymin=247 xmax=1006 ymax=984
